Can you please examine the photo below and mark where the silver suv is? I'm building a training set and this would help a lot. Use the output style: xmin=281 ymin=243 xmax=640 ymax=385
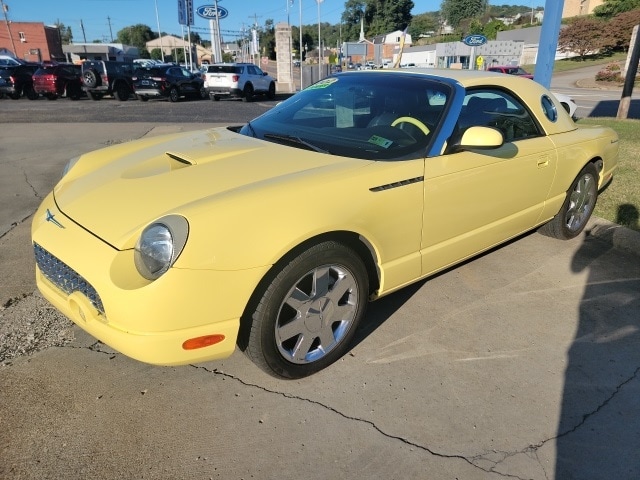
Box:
xmin=202 ymin=63 xmax=276 ymax=102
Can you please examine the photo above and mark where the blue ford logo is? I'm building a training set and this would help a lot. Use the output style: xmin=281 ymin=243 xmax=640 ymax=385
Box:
xmin=196 ymin=5 xmax=228 ymax=19
xmin=463 ymin=34 xmax=487 ymax=47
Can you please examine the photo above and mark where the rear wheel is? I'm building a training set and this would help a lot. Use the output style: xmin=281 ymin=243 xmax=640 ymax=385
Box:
xmin=67 ymin=83 xmax=81 ymax=100
xmin=242 ymin=83 xmax=254 ymax=102
xmin=241 ymin=241 xmax=369 ymax=379
xmin=169 ymin=86 xmax=180 ymax=102
xmin=538 ymin=163 xmax=598 ymax=240
xmin=45 ymin=93 xmax=58 ymax=100
xmin=114 ymin=83 xmax=130 ymax=101
xmin=199 ymin=86 xmax=207 ymax=99
xmin=138 ymin=95 xmax=148 ymax=102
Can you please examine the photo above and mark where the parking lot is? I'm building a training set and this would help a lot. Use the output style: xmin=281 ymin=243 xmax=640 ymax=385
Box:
xmin=1 ymin=90 xmax=640 ymax=479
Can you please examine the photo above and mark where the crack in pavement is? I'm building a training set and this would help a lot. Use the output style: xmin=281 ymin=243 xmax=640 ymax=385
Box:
xmin=187 ymin=363 xmax=529 ymax=479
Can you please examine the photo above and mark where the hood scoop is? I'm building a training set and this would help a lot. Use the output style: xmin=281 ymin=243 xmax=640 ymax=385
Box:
xmin=120 ymin=151 xmax=194 ymax=179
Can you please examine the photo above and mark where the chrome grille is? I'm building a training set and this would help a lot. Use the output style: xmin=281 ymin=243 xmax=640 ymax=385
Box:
xmin=33 ymin=243 xmax=105 ymax=315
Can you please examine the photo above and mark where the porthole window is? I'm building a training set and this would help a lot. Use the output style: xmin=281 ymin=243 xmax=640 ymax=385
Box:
xmin=541 ymin=95 xmax=557 ymax=122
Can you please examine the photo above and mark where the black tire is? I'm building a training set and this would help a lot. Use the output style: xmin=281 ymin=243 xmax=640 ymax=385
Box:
xmin=267 ymin=82 xmax=276 ymax=100
xmin=82 ymin=69 xmax=100 ymax=88
xmin=88 ymin=91 xmax=103 ymax=101
xmin=67 ymin=83 xmax=81 ymax=100
xmin=212 ymin=94 xmax=220 ymax=101
xmin=242 ymin=83 xmax=254 ymax=102
xmin=9 ymin=89 xmax=21 ymax=100
xmin=169 ymin=86 xmax=180 ymax=102
xmin=113 ymin=82 xmax=130 ymax=101
xmin=138 ymin=95 xmax=149 ymax=102
xmin=199 ymin=85 xmax=207 ymax=99
xmin=241 ymin=241 xmax=369 ymax=379
xmin=45 ymin=93 xmax=58 ymax=100
xmin=538 ymin=163 xmax=598 ymax=240
xmin=25 ymin=85 xmax=39 ymax=100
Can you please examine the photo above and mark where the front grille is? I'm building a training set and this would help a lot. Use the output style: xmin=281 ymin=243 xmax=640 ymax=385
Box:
xmin=33 ymin=243 xmax=105 ymax=315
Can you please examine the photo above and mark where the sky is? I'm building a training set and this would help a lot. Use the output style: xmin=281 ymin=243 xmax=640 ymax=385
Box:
xmin=5 ymin=0 xmax=547 ymax=44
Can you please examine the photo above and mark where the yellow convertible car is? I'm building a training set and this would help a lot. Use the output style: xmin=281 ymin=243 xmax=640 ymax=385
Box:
xmin=32 ymin=69 xmax=618 ymax=378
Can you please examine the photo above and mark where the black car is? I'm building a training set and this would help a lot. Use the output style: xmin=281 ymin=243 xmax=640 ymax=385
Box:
xmin=81 ymin=60 xmax=134 ymax=101
xmin=133 ymin=64 xmax=206 ymax=102
xmin=0 ymin=62 xmax=40 ymax=99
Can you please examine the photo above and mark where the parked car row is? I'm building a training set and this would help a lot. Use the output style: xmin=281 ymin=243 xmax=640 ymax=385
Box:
xmin=1 ymin=60 xmax=276 ymax=103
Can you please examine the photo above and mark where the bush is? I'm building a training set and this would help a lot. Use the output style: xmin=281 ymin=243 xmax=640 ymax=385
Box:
xmin=595 ymin=63 xmax=623 ymax=82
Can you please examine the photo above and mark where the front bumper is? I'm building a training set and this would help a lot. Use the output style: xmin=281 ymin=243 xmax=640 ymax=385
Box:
xmin=32 ymin=193 xmax=270 ymax=366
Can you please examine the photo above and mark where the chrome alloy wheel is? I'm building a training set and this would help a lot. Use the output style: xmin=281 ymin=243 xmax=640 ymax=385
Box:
xmin=274 ymin=264 xmax=359 ymax=364
xmin=564 ymin=171 xmax=596 ymax=233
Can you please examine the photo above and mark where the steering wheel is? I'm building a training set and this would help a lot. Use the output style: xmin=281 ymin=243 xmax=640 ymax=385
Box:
xmin=391 ymin=116 xmax=430 ymax=136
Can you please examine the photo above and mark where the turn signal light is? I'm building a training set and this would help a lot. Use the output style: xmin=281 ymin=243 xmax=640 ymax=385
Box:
xmin=182 ymin=334 xmax=225 ymax=350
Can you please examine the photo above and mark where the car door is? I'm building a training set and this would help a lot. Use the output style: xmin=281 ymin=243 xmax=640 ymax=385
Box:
xmin=248 ymin=65 xmax=267 ymax=92
xmin=421 ymin=88 xmax=558 ymax=275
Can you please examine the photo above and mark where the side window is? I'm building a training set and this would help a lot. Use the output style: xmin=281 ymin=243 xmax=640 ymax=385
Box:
xmin=247 ymin=66 xmax=257 ymax=76
xmin=457 ymin=89 xmax=540 ymax=142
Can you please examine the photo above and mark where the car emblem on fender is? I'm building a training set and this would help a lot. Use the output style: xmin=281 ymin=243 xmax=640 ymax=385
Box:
xmin=45 ymin=209 xmax=65 ymax=229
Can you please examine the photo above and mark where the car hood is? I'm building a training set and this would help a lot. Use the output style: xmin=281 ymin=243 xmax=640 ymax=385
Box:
xmin=54 ymin=127 xmax=366 ymax=249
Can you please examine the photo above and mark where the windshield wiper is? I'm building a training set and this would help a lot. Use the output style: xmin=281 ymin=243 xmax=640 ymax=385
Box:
xmin=263 ymin=133 xmax=330 ymax=154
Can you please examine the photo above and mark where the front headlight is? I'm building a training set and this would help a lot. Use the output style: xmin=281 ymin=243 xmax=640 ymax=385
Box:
xmin=134 ymin=215 xmax=189 ymax=280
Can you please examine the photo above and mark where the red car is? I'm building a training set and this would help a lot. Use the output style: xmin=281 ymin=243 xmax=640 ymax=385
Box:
xmin=32 ymin=63 xmax=83 ymax=100
xmin=487 ymin=65 xmax=534 ymax=79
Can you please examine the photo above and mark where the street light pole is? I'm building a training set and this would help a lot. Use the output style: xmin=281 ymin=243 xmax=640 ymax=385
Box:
xmin=317 ymin=0 xmax=323 ymax=79
xmin=154 ymin=0 xmax=165 ymax=61
xmin=0 ymin=0 xmax=17 ymax=56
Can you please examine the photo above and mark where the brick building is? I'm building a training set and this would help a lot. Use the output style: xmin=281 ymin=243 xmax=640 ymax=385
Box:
xmin=0 ymin=22 xmax=64 ymax=62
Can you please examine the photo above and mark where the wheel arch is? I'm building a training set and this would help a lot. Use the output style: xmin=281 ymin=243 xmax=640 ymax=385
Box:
xmin=237 ymin=230 xmax=381 ymax=350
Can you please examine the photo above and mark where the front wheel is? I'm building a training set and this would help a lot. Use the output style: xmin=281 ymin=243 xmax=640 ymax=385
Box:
xmin=241 ymin=241 xmax=369 ymax=379
xmin=538 ymin=163 xmax=598 ymax=240
xmin=267 ymin=82 xmax=276 ymax=99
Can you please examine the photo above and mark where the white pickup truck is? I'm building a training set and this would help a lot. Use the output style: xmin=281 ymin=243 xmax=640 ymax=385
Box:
xmin=202 ymin=63 xmax=276 ymax=102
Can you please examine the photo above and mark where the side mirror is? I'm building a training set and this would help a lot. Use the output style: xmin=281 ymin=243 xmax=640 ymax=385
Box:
xmin=457 ymin=126 xmax=504 ymax=150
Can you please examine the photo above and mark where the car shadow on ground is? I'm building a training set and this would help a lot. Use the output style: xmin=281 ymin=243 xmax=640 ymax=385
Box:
xmin=588 ymin=99 xmax=640 ymax=119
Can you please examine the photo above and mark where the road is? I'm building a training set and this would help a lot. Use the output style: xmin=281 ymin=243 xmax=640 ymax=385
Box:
xmin=1 ymin=68 xmax=639 ymax=480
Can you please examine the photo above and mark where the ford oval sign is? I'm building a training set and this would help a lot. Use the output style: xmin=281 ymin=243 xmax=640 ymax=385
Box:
xmin=197 ymin=5 xmax=228 ymax=19
xmin=463 ymin=34 xmax=487 ymax=47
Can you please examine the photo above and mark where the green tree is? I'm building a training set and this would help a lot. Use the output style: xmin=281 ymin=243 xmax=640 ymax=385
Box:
xmin=116 ymin=24 xmax=157 ymax=52
xmin=342 ymin=0 xmax=414 ymax=40
xmin=408 ymin=12 xmax=439 ymax=40
xmin=440 ymin=0 xmax=489 ymax=28
xmin=594 ymin=0 xmax=640 ymax=18
xmin=54 ymin=21 xmax=73 ymax=44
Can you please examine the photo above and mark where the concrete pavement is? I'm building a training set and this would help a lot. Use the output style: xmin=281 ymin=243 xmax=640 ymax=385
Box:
xmin=1 ymin=122 xmax=639 ymax=480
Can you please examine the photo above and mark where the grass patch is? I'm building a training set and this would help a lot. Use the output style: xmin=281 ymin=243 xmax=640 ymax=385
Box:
xmin=522 ymin=52 xmax=628 ymax=74
xmin=577 ymin=117 xmax=640 ymax=231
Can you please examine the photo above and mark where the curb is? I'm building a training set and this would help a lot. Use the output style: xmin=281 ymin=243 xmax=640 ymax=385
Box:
xmin=586 ymin=216 xmax=640 ymax=257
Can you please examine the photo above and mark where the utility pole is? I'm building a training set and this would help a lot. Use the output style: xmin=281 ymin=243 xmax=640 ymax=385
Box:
xmin=107 ymin=16 xmax=114 ymax=42
xmin=0 ymin=0 xmax=17 ymax=56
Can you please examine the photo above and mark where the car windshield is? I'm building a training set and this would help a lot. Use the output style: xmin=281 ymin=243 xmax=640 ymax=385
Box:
xmin=238 ymin=73 xmax=452 ymax=160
